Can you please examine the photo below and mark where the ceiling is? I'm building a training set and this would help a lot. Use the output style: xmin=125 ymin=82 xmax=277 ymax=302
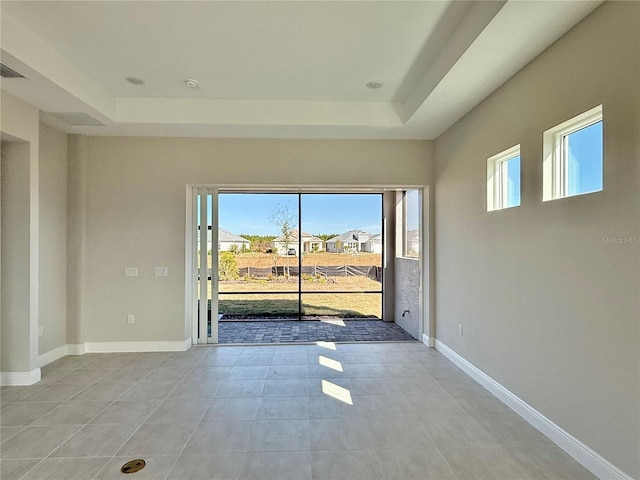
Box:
xmin=0 ymin=1 xmax=601 ymax=140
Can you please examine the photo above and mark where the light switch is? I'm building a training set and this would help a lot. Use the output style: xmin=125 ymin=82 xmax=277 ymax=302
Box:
xmin=124 ymin=267 xmax=138 ymax=277
xmin=154 ymin=267 xmax=168 ymax=277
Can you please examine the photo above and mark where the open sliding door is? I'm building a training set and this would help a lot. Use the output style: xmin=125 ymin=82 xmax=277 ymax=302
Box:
xmin=193 ymin=188 xmax=218 ymax=343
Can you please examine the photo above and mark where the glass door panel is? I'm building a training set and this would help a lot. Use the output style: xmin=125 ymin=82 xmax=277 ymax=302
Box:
xmin=218 ymin=193 xmax=299 ymax=320
xmin=210 ymin=191 xmax=384 ymax=330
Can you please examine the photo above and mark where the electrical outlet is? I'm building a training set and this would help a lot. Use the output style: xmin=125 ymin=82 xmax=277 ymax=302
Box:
xmin=38 ymin=326 xmax=43 ymax=337
xmin=127 ymin=314 xmax=135 ymax=324
xmin=458 ymin=324 xmax=464 ymax=336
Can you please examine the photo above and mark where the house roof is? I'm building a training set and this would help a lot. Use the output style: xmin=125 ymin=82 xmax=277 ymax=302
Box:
xmin=0 ymin=2 xmax=600 ymax=140
xmin=367 ymin=234 xmax=382 ymax=244
xmin=327 ymin=230 xmax=371 ymax=243
xmin=218 ymin=228 xmax=250 ymax=243
xmin=273 ymin=230 xmax=322 ymax=243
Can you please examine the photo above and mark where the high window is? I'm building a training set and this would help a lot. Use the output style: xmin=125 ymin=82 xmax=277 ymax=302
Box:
xmin=402 ymin=190 xmax=420 ymax=258
xmin=487 ymin=145 xmax=521 ymax=211
xmin=543 ymin=105 xmax=603 ymax=201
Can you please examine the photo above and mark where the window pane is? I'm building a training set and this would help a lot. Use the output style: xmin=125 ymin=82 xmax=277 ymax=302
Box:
xmin=404 ymin=190 xmax=419 ymax=258
xmin=503 ymin=155 xmax=521 ymax=208
xmin=566 ymin=121 xmax=603 ymax=196
xmin=219 ymin=293 xmax=299 ymax=319
xmin=301 ymin=293 xmax=381 ymax=319
xmin=301 ymin=193 xmax=382 ymax=292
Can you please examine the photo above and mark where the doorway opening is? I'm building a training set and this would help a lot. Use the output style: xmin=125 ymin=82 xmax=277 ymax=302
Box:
xmin=192 ymin=189 xmax=419 ymax=344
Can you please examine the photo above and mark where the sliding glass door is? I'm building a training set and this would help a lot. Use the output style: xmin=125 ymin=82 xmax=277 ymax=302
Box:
xmin=193 ymin=190 xmax=384 ymax=343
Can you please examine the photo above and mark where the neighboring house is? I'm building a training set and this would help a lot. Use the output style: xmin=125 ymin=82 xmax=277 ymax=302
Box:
xmin=208 ymin=227 xmax=250 ymax=251
xmin=406 ymin=229 xmax=419 ymax=256
xmin=271 ymin=230 xmax=323 ymax=256
xmin=363 ymin=234 xmax=382 ymax=254
xmin=326 ymin=230 xmax=371 ymax=253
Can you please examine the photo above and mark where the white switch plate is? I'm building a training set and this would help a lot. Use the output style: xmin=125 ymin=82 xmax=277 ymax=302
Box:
xmin=154 ymin=267 xmax=168 ymax=277
xmin=38 ymin=326 xmax=43 ymax=337
xmin=458 ymin=324 xmax=464 ymax=336
xmin=127 ymin=314 xmax=135 ymax=324
xmin=124 ymin=267 xmax=138 ymax=277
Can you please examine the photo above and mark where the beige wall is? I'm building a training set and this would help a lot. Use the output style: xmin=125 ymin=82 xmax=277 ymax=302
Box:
xmin=39 ymin=123 xmax=68 ymax=355
xmin=1 ymin=141 xmax=31 ymax=372
xmin=66 ymin=135 xmax=88 ymax=346
xmin=434 ymin=2 xmax=639 ymax=478
xmin=69 ymin=137 xmax=432 ymax=344
xmin=1 ymin=91 xmax=40 ymax=377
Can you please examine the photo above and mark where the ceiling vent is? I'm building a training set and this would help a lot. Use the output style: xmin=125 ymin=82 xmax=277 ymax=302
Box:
xmin=47 ymin=112 xmax=105 ymax=127
xmin=0 ymin=63 xmax=26 ymax=78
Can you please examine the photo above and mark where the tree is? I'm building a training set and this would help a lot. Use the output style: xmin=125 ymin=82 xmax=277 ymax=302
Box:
xmin=269 ymin=203 xmax=296 ymax=278
xmin=240 ymin=234 xmax=276 ymax=253
xmin=218 ymin=251 xmax=239 ymax=280
xmin=317 ymin=233 xmax=338 ymax=242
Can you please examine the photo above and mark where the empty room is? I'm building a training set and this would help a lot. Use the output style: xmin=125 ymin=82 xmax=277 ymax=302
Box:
xmin=1 ymin=1 xmax=638 ymax=479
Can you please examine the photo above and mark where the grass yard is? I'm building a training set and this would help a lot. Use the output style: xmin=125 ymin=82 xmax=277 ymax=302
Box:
xmin=214 ymin=276 xmax=382 ymax=319
xmin=219 ymin=293 xmax=381 ymax=319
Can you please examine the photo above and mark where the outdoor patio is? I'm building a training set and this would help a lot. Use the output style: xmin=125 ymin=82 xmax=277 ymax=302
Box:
xmin=218 ymin=319 xmax=417 ymax=344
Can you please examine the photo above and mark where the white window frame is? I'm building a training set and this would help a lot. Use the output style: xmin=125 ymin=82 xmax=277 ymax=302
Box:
xmin=543 ymin=105 xmax=603 ymax=201
xmin=487 ymin=144 xmax=521 ymax=212
xmin=398 ymin=190 xmax=420 ymax=259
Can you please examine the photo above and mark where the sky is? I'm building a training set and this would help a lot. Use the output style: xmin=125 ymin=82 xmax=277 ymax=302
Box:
xmin=216 ymin=193 xmax=383 ymax=236
xmin=502 ymin=120 xmax=601 ymax=206
xmin=567 ymin=120 xmax=603 ymax=195
xmin=507 ymin=155 xmax=521 ymax=207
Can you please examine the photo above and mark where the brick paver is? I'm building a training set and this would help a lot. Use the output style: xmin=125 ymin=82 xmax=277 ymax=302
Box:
xmin=218 ymin=320 xmax=416 ymax=343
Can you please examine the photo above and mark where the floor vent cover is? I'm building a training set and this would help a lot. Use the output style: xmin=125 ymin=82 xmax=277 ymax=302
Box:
xmin=121 ymin=459 xmax=146 ymax=474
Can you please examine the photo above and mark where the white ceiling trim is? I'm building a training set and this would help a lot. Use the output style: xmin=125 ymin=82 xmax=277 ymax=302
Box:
xmin=1 ymin=12 xmax=114 ymax=119
xmin=116 ymin=98 xmax=402 ymax=127
xmin=400 ymin=0 xmax=506 ymax=123
xmin=0 ymin=1 xmax=604 ymax=140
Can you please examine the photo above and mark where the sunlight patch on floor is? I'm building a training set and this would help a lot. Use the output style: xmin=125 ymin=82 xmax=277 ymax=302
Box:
xmin=321 ymin=379 xmax=353 ymax=405
xmin=320 ymin=318 xmax=346 ymax=326
xmin=318 ymin=355 xmax=343 ymax=372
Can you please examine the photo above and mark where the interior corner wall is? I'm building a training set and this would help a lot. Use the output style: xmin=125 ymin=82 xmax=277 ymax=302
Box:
xmin=66 ymin=134 xmax=88 ymax=346
xmin=74 ymin=137 xmax=432 ymax=345
xmin=0 ymin=90 xmax=40 ymax=377
xmin=1 ymin=141 xmax=32 ymax=372
xmin=38 ymin=123 xmax=68 ymax=356
xmin=433 ymin=2 xmax=639 ymax=478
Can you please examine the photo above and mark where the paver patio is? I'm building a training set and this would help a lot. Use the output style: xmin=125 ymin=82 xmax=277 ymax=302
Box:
xmin=218 ymin=320 xmax=416 ymax=343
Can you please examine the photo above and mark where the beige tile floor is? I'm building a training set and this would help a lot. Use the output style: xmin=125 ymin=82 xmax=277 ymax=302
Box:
xmin=0 ymin=343 xmax=598 ymax=480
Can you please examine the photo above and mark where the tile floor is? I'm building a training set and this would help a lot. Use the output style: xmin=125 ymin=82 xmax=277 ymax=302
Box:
xmin=0 ymin=343 xmax=597 ymax=480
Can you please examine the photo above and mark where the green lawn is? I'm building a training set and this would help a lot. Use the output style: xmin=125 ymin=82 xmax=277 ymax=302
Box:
xmin=206 ymin=276 xmax=382 ymax=319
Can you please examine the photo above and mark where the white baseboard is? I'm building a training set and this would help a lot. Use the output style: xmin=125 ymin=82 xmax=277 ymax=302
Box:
xmin=422 ymin=333 xmax=435 ymax=347
xmin=84 ymin=338 xmax=191 ymax=353
xmin=66 ymin=344 xmax=87 ymax=356
xmin=37 ymin=345 xmax=68 ymax=367
xmin=434 ymin=339 xmax=633 ymax=480
xmin=0 ymin=368 xmax=41 ymax=386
